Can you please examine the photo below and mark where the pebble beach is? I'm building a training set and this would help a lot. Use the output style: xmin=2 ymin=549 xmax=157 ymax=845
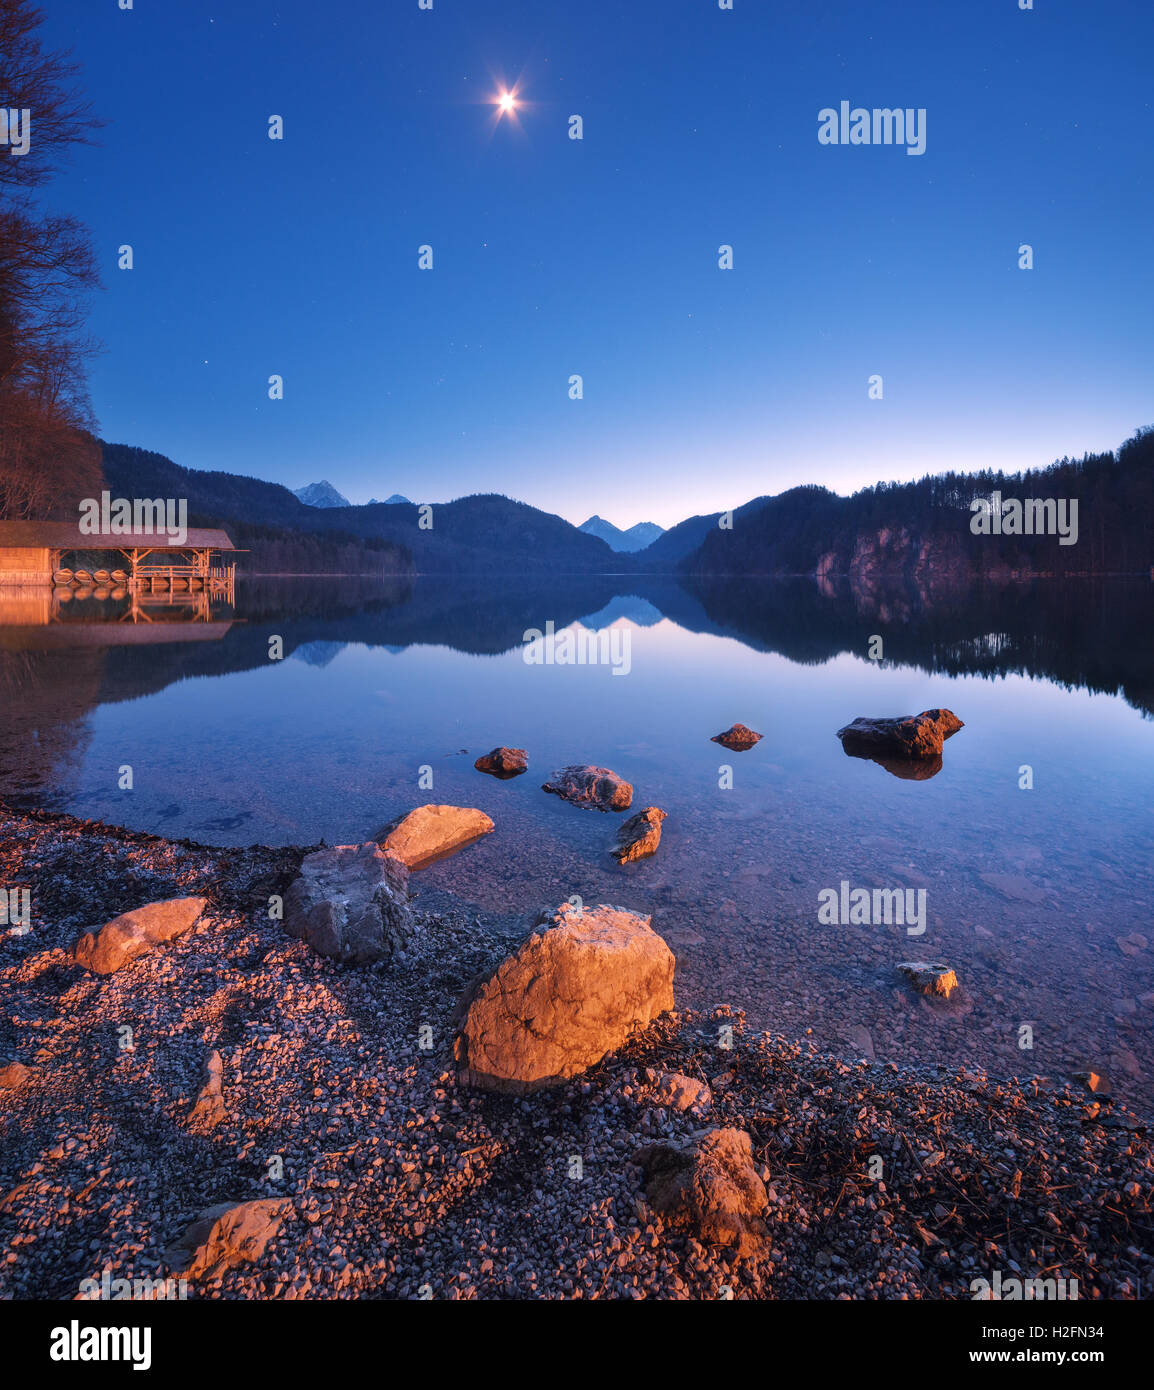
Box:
xmin=2 ymin=805 xmax=1151 ymax=1301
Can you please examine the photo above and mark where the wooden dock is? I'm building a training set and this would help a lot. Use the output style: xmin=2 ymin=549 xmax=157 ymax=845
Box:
xmin=128 ymin=563 xmax=235 ymax=601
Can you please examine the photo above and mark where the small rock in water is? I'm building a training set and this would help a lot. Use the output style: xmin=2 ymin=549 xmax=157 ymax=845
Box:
xmin=1115 ymin=1049 xmax=1142 ymax=1079
xmin=379 ymin=804 xmax=495 ymax=869
xmin=711 ymin=724 xmax=763 ymax=752
xmin=474 ymin=747 xmax=528 ymax=779
xmin=541 ymin=765 xmax=633 ymax=812
xmin=837 ymin=709 xmax=964 ymax=760
xmin=897 ymin=962 xmax=959 ymax=1000
xmin=1071 ymin=1069 xmax=1107 ymax=1094
xmin=611 ymin=807 xmax=667 ymax=863
xmin=843 ymin=1024 xmax=876 ymax=1060
xmin=981 ymin=872 xmax=1048 ymax=905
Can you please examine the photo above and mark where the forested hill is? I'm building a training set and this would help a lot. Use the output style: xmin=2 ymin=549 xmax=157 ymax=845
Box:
xmin=100 ymin=444 xmax=621 ymax=575
xmin=678 ymin=429 xmax=1154 ymax=579
xmin=100 ymin=444 xmax=409 ymax=575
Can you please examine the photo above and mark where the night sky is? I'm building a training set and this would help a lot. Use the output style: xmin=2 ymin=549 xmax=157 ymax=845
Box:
xmin=40 ymin=0 xmax=1154 ymax=528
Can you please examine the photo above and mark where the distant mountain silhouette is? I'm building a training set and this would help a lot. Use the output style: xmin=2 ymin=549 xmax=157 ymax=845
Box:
xmin=369 ymin=494 xmax=412 ymax=506
xmin=100 ymin=446 xmax=621 ymax=576
xmin=294 ymin=480 xmax=351 ymax=508
xmin=99 ymin=426 xmax=1154 ymax=581
xmin=579 ymin=515 xmax=665 ymax=552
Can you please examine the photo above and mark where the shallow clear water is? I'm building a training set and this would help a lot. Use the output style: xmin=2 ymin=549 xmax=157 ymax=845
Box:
xmin=3 ymin=576 xmax=1153 ymax=1107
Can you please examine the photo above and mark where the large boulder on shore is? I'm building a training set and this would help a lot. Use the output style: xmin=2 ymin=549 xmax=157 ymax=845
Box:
xmin=453 ymin=901 xmax=675 ymax=1093
xmin=542 ymin=765 xmax=633 ymax=812
xmin=165 ymin=1199 xmax=291 ymax=1280
xmin=73 ymin=897 xmax=208 ymax=975
xmin=611 ymin=806 xmax=667 ymax=863
xmin=283 ymin=843 xmax=413 ymax=963
xmin=634 ymin=1127 xmax=768 ymax=1256
xmin=379 ymin=804 xmax=495 ymax=869
xmin=837 ymin=708 xmax=963 ymax=760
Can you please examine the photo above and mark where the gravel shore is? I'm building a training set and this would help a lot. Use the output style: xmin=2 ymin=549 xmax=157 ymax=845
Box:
xmin=1 ymin=806 xmax=1151 ymax=1300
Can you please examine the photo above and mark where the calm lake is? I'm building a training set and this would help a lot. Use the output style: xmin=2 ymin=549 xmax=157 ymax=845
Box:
xmin=3 ymin=575 xmax=1153 ymax=1107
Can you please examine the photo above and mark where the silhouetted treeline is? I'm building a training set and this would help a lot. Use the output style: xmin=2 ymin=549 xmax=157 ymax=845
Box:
xmin=98 ymin=446 xmax=410 ymax=574
xmin=211 ymin=519 xmax=411 ymax=577
xmin=103 ymin=445 xmax=311 ymax=527
xmin=684 ymin=429 xmax=1154 ymax=578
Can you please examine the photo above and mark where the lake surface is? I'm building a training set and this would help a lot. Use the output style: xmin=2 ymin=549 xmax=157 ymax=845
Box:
xmin=3 ymin=575 xmax=1153 ymax=1108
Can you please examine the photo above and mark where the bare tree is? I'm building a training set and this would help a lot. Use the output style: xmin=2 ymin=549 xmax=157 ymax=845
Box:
xmin=0 ymin=0 xmax=97 ymax=193
xmin=0 ymin=0 xmax=102 ymax=518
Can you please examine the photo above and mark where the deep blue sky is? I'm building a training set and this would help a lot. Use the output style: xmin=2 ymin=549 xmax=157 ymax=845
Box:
xmin=41 ymin=0 xmax=1154 ymax=528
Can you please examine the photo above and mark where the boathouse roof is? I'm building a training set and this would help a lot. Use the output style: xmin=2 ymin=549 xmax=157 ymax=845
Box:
xmin=0 ymin=521 xmax=236 ymax=550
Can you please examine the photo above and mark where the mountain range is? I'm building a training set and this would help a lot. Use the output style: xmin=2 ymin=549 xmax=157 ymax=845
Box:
xmin=293 ymin=480 xmax=350 ymax=508
xmin=99 ymin=427 xmax=1154 ymax=580
xmin=101 ymin=446 xmax=617 ymax=576
xmin=578 ymin=515 xmax=665 ymax=552
xmin=294 ymin=481 xmax=413 ymax=509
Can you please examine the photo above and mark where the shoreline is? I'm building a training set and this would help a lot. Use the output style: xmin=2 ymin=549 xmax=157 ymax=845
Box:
xmin=1 ymin=804 xmax=1151 ymax=1300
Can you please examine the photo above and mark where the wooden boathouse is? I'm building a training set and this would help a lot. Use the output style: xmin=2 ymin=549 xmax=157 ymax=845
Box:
xmin=0 ymin=521 xmax=238 ymax=598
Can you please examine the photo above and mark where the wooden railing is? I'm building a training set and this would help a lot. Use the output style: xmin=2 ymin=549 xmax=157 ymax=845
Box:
xmin=130 ymin=563 xmax=235 ymax=598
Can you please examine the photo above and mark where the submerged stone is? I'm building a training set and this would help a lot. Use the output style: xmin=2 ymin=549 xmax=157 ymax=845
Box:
xmin=542 ymin=765 xmax=633 ymax=812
